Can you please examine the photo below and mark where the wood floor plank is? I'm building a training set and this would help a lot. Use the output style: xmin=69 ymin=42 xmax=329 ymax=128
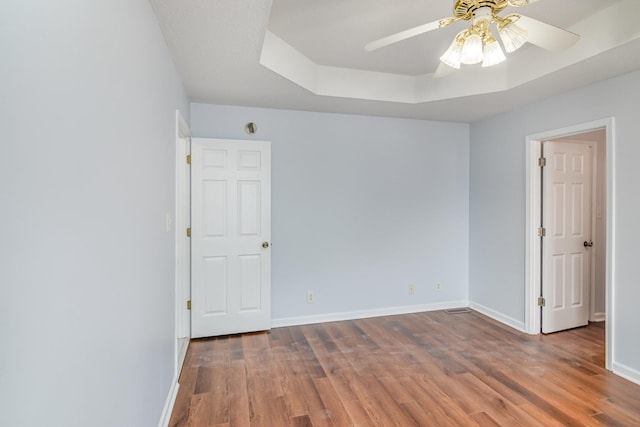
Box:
xmin=516 ymin=402 xmax=569 ymax=427
xmin=399 ymin=400 xmax=438 ymax=427
xmin=313 ymin=377 xmax=355 ymax=426
xmin=170 ymin=311 xmax=640 ymax=426
xmin=290 ymin=415 xmax=314 ymax=427
xmin=324 ymin=366 xmax=364 ymax=404
xmin=482 ymin=369 xmax=589 ymax=426
xmin=586 ymin=374 xmax=640 ymax=414
xmin=227 ymin=360 xmax=250 ymax=427
xmin=453 ymin=372 xmax=545 ymax=426
xmin=499 ymin=366 xmax=606 ymax=426
xmin=208 ymin=363 xmax=229 ymax=425
xmin=188 ymin=393 xmax=212 ymax=427
xmin=350 ymin=374 xmax=418 ymax=426
xmin=469 ymin=411 xmax=502 ymax=426
xmin=398 ymin=375 xmax=480 ymax=426
xmin=375 ymin=374 xmax=416 ymax=405
xmin=341 ymin=399 xmax=375 ymax=426
xmin=275 ymin=328 xmax=335 ymax=425
xmin=170 ymin=364 xmax=199 ymax=427
xmin=592 ymin=398 xmax=640 ymax=427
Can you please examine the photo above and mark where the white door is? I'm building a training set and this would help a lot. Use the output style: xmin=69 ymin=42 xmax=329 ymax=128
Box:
xmin=191 ymin=138 xmax=271 ymax=338
xmin=542 ymin=141 xmax=592 ymax=333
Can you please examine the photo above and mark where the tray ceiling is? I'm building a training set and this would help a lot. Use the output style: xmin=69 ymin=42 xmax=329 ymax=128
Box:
xmin=150 ymin=0 xmax=640 ymax=122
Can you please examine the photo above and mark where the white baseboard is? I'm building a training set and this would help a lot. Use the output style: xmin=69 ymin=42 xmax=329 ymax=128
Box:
xmin=271 ymin=300 xmax=469 ymax=328
xmin=469 ymin=301 xmax=526 ymax=332
xmin=591 ymin=312 xmax=606 ymax=322
xmin=158 ymin=376 xmax=180 ymax=427
xmin=612 ymin=361 xmax=640 ymax=386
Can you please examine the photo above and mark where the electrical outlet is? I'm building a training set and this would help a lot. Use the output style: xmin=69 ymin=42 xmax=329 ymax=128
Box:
xmin=436 ymin=282 xmax=442 ymax=291
xmin=307 ymin=291 xmax=314 ymax=304
xmin=409 ymin=284 xmax=416 ymax=295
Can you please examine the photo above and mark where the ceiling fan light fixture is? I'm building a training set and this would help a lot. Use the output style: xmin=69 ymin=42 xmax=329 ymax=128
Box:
xmin=499 ymin=19 xmax=528 ymax=53
xmin=366 ymin=0 xmax=578 ymax=74
xmin=482 ymin=37 xmax=506 ymax=67
xmin=460 ymin=33 xmax=483 ymax=65
xmin=439 ymin=36 xmax=464 ymax=69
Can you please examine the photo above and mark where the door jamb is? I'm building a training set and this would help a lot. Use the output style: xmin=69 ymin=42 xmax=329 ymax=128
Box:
xmin=175 ymin=110 xmax=191 ymax=376
xmin=524 ymin=117 xmax=615 ymax=371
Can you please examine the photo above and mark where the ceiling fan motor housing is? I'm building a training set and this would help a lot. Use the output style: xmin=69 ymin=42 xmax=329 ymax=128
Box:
xmin=453 ymin=0 xmax=511 ymax=19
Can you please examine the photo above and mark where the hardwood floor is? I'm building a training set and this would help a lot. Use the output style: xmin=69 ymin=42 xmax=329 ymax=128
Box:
xmin=169 ymin=310 xmax=640 ymax=426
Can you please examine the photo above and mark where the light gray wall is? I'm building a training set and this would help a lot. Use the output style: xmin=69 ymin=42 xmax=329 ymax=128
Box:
xmin=469 ymin=70 xmax=640 ymax=376
xmin=0 ymin=1 xmax=188 ymax=426
xmin=191 ymin=104 xmax=470 ymax=321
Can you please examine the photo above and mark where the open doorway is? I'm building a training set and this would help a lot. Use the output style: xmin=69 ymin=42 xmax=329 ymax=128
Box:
xmin=525 ymin=118 xmax=614 ymax=371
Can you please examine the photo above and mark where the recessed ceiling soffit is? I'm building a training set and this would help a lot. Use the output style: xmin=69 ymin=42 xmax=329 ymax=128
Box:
xmin=260 ymin=0 xmax=640 ymax=104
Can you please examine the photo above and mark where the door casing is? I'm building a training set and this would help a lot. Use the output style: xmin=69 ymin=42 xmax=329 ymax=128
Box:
xmin=175 ymin=110 xmax=191 ymax=375
xmin=524 ymin=117 xmax=614 ymax=371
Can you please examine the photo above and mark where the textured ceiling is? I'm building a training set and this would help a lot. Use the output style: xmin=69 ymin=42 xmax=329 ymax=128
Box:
xmin=150 ymin=0 xmax=640 ymax=122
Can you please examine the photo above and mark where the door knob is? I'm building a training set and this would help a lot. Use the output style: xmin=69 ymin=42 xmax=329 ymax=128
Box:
xmin=262 ymin=242 xmax=270 ymax=249
xmin=583 ymin=240 xmax=593 ymax=248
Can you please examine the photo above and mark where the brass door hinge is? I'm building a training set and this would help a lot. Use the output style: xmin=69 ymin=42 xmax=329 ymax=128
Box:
xmin=186 ymin=227 xmax=191 ymax=238
xmin=186 ymin=154 xmax=191 ymax=165
xmin=538 ymin=157 xmax=546 ymax=167
xmin=187 ymin=300 xmax=191 ymax=310
xmin=538 ymin=297 xmax=546 ymax=307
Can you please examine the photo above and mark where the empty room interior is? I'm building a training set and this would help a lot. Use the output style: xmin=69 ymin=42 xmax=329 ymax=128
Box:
xmin=3 ymin=0 xmax=640 ymax=426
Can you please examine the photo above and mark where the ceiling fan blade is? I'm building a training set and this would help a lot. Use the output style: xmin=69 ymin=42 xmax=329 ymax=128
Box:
xmin=508 ymin=0 xmax=543 ymax=6
xmin=365 ymin=19 xmax=444 ymax=51
xmin=517 ymin=15 xmax=580 ymax=52
xmin=434 ymin=62 xmax=456 ymax=78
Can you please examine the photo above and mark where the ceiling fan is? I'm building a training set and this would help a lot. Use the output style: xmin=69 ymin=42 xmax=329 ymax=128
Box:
xmin=365 ymin=0 xmax=580 ymax=71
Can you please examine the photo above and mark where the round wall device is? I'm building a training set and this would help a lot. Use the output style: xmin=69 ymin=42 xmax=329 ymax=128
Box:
xmin=244 ymin=122 xmax=257 ymax=135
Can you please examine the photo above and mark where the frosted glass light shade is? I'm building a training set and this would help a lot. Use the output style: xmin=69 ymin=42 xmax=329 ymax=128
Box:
xmin=482 ymin=38 xmax=506 ymax=67
xmin=440 ymin=38 xmax=463 ymax=69
xmin=460 ymin=33 xmax=484 ymax=64
xmin=499 ymin=21 xmax=528 ymax=53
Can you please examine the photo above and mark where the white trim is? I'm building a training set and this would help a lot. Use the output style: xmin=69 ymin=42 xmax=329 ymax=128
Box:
xmin=157 ymin=377 xmax=180 ymax=427
xmin=164 ymin=110 xmax=191 ymax=427
xmin=589 ymin=140 xmax=599 ymax=323
xmin=592 ymin=312 xmax=606 ymax=322
xmin=174 ymin=110 xmax=191 ymax=375
xmin=524 ymin=139 xmax=542 ymax=335
xmin=271 ymin=301 xmax=469 ymax=328
xmin=524 ymin=117 xmax=615 ymax=372
xmin=469 ymin=301 xmax=526 ymax=332
xmin=605 ymin=119 xmax=616 ymax=371
xmin=612 ymin=362 xmax=640 ymax=386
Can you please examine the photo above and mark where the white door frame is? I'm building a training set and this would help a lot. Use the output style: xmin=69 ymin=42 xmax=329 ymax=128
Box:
xmin=174 ymin=110 xmax=191 ymax=375
xmin=524 ymin=117 xmax=615 ymax=370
